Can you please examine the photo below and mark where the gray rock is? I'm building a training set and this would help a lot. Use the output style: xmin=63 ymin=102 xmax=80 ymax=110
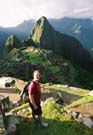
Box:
xmin=9 ymin=116 xmax=20 ymax=125
xmin=7 ymin=123 xmax=16 ymax=135
xmin=1 ymin=128 xmax=8 ymax=135
xmin=45 ymin=97 xmax=55 ymax=103
xmin=81 ymin=116 xmax=93 ymax=128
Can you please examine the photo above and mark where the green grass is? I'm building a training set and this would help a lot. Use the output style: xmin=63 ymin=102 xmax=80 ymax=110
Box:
xmin=64 ymin=96 xmax=93 ymax=109
xmin=14 ymin=102 xmax=92 ymax=135
xmin=15 ymin=118 xmax=92 ymax=135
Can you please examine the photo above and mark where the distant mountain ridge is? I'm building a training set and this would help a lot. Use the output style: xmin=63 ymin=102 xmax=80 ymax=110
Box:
xmin=49 ymin=17 xmax=93 ymax=50
xmin=9 ymin=17 xmax=93 ymax=51
xmin=0 ymin=17 xmax=93 ymax=56
xmin=0 ymin=21 xmax=34 ymax=56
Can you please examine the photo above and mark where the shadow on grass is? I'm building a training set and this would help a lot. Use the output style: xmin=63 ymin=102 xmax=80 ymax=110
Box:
xmin=15 ymin=116 xmax=93 ymax=135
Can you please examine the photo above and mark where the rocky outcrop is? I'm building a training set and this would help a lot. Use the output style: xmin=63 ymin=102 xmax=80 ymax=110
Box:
xmin=4 ymin=35 xmax=21 ymax=56
xmin=32 ymin=16 xmax=55 ymax=50
xmin=0 ymin=97 xmax=20 ymax=135
xmin=64 ymin=110 xmax=93 ymax=129
xmin=0 ymin=107 xmax=7 ymax=135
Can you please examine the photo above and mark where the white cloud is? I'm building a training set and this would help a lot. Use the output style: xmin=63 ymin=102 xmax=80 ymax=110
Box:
xmin=0 ymin=0 xmax=93 ymax=27
xmin=74 ymin=8 xmax=90 ymax=14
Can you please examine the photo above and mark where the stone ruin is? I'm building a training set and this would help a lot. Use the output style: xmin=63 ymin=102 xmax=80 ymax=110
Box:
xmin=0 ymin=96 xmax=11 ymax=135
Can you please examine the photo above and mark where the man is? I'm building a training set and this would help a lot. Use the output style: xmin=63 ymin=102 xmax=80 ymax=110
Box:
xmin=28 ymin=70 xmax=48 ymax=128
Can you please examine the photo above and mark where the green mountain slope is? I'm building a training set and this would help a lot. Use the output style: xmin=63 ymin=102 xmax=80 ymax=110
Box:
xmin=21 ymin=47 xmax=77 ymax=84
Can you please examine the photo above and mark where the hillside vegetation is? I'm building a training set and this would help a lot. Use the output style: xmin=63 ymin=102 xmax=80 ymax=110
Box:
xmin=1 ymin=45 xmax=93 ymax=89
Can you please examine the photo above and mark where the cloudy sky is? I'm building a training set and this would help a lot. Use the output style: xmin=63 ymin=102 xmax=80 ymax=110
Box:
xmin=0 ymin=0 xmax=93 ymax=27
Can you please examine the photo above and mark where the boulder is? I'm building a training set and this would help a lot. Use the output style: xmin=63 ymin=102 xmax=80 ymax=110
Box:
xmin=88 ymin=90 xmax=93 ymax=96
xmin=81 ymin=115 xmax=93 ymax=128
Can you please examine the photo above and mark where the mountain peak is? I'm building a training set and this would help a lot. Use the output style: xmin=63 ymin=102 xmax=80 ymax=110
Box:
xmin=40 ymin=16 xmax=47 ymax=20
xmin=36 ymin=16 xmax=50 ymax=28
xmin=4 ymin=34 xmax=21 ymax=55
xmin=31 ymin=16 xmax=54 ymax=45
xmin=39 ymin=16 xmax=48 ymax=22
xmin=5 ymin=34 xmax=20 ymax=46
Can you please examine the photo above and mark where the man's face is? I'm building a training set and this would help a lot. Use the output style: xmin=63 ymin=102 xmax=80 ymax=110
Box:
xmin=34 ymin=71 xmax=41 ymax=81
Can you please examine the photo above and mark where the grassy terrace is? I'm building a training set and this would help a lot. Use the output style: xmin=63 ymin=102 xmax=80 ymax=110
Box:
xmin=64 ymin=96 xmax=93 ymax=109
xmin=10 ymin=102 xmax=93 ymax=135
xmin=43 ymin=84 xmax=93 ymax=110
xmin=44 ymin=84 xmax=90 ymax=96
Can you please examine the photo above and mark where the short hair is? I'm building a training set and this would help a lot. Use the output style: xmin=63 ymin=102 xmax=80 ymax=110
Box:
xmin=33 ymin=70 xmax=40 ymax=76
